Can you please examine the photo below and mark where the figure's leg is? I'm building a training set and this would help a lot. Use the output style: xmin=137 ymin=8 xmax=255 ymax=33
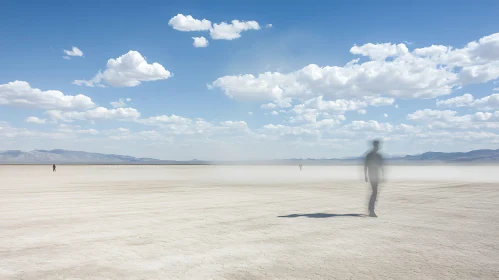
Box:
xmin=369 ymin=180 xmax=378 ymax=216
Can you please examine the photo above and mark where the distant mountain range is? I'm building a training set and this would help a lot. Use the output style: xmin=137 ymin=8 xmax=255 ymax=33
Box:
xmin=399 ymin=149 xmax=499 ymax=162
xmin=286 ymin=149 xmax=499 ymax=163
xmin=289 ymin=149 xmax=499 ymax=162
xmin=0 ymin=150 xmax=160 ymax=164
xmin=0 ymin=148 xmax=498 ymax=164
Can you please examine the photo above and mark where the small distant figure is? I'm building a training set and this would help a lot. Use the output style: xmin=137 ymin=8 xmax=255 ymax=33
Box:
xmin=364 ymin=140 xmax=384 ymax=217
xmin=53 ymin=164 xmax=56 ymax=172
xmin=299 ymin=164 xmax=303 ymax=171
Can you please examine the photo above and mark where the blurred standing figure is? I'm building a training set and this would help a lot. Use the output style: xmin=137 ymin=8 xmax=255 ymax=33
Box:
xmin=364 ymin=140 xmax=384 ymax=217
xmin=299 ymin=164 xmax=303 ymax=171
xmin=53 ymin=164 xmax=56 ymax=172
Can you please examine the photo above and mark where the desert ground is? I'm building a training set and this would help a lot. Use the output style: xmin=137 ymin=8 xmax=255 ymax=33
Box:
xmin=1 ymin=165 xmax=498 ymax=280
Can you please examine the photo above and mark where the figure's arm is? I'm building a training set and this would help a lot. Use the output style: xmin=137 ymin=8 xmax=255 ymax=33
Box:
xmin=380 ymin=156 xmax=385 ymax=181
xmin=364 ymin=157 xmax=368 ymax=182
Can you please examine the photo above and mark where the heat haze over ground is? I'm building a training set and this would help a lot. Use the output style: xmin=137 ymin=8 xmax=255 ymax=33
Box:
xmin=1 ymin=165 xmax=498 ymax=279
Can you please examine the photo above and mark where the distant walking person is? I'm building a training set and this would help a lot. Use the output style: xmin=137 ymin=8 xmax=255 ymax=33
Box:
xmin=53 ymin=164 xmax=56 ymax=172
xmin=299 ymin=164 xmax=303 ymax=171
xmin=364 ymin=140 xmax=384 ymax=217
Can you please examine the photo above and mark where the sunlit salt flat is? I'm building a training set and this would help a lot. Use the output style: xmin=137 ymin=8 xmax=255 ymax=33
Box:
xmin=1 ymin=165 xmax=498 ymax=279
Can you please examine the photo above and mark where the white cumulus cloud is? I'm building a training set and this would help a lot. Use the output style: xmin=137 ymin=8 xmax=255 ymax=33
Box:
xmin=210 ymin=58 xmax=456 ymax=101
xmin=77 ymin=129 xmax=99 ymax=135
xmin=138 ymin=114 xmax=192 ymax=125
xmin=210 ymin=20 xmax=261 ymax=40
xmin=350 ymin=43 xmax=409 ymax=60
xmin=192 ymin=36 xmax=209 ymax=48
xmin=407 ymin=109 xmax=461 ymax=122
xmin=25 ymin=117 xmax=46 ymax=124
xmin=296 ymin=96 xmax=367 ymax=113
xmin=366 ymin=96 xmax=395 ymax=106
xmin=261 ymin=103 xmax=277 ymax=109
xmin=436 ymin=93 xmax=474 ymax=108
xmin=63 ymin=46 xmax=84 ymax=58
xmin=209 ymin=32 xmax=499 ymax=103
xmin=412 ymin=45 xmax=449 ymax=57
xmin=168 ymin=14 xmax=262 ymax=42
xmin=261 ymin=124 xmax=321 ymax=137
xmin=220 ymin=120 xmax=249 ymax=131
xmin=406 ymin=109 xmax=499 ymax=130
xmin=110 ymin=98 xmax=131 ymax=108
xmin=73 ymin=51 xmax=172 ymax=87
xmin=0 ymin=81 xmax=95 ymax=110
xmin=437 ymin=93 xmax=499 ymax=110
xmin=288 ymin=95 xmax=393 ymax=124
xmin=47 ymin=107 xmax=140 ymax=122
xmin=168 ymin=14 xmax=211 ymax=31
xmin=344 ymin=120 xmax=395 ymax=132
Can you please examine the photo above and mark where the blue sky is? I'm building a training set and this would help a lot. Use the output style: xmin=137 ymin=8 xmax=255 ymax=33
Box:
xmin=1 ymin=0 xmax=499 ymax=160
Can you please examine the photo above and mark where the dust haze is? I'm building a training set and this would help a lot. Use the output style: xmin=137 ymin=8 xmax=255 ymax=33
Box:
xmin=1 ymin=165 xmax=498 ymax=279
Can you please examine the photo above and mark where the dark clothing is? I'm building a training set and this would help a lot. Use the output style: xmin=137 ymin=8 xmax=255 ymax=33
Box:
xmin=364 ymin=151 xmax=383 ymax=212
xmin=53 ymin=165 xmax=56 ymax=172
xmin=364 ymin=151 xmax=383 ymax=181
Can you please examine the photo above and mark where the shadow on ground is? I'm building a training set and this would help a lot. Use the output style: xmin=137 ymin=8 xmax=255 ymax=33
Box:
xmin=278 ymin=213 xmax=364 ymax=218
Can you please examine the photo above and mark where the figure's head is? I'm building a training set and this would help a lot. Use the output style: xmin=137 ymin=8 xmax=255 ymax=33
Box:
xmin=372 ymin=140 xmax=381 ymax=151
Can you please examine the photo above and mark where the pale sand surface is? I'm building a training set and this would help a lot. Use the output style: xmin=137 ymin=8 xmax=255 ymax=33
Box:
xmin=1 ymin=165 xmax=498 ymax=279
